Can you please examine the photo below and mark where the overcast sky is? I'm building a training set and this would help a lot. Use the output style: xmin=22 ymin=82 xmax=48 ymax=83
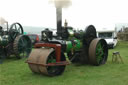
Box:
xmin=0 ymin=0 xmax=128 ymax=29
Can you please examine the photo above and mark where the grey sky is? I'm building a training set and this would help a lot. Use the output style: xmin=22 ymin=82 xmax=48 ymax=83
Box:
xmin=0 ymin=0 xmax=128 ymax=29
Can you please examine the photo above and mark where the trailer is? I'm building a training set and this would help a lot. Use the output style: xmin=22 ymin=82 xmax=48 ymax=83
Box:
xmin=97 ymin=28 xmax=118 ymax=48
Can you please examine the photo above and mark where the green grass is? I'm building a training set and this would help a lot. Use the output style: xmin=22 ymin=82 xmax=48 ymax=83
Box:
xmin=0 ymin=41 xmax=128 ymax=85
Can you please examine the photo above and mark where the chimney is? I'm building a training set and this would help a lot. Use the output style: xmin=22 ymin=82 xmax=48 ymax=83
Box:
xmin=56 ymin=7 xmax=62 ymax=36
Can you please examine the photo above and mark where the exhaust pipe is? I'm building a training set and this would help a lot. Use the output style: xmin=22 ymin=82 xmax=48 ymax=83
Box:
xmin=56 ymin=7 xmax=62 ymax=37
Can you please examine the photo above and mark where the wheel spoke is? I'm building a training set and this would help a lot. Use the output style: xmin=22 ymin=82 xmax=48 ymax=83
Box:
xmin=18 ymin=27 xmax=21 ymax=33
xmin=13 ymin=33 xmax=17 ymax=39
xmin=20 ymin=37 xmax=25 ymax=45
xmin=14 ymin=24 xmax=17 ymax=30
xmin=96 ymin=42 xmax=104 ymax=64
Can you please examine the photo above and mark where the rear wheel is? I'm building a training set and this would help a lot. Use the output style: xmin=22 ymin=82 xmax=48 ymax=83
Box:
xmin=0 ymin=48 xmax=6 ymax=64
xmin=89 ymin=38 xmax=108 ymax=65
xmin=68 ymin=25 xmax=97 ymax=64
xmin=13 ymin=35 xmax=32 ymax=59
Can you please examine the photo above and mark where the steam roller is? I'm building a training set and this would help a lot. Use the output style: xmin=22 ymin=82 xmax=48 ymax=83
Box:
xmin=26 ymin=25 xmax=108 ymax=76
xmin=26 ymin=6 xmax=108 ymax=76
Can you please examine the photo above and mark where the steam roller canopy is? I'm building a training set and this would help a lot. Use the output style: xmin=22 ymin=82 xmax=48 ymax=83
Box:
xmin=27 ymin=48 xmax=66 ymax=76
xmin=89 ymin=38 xmax=108 ymax=65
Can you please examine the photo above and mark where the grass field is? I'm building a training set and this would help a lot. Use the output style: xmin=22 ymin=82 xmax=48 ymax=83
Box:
xmin=0 ymin=41 xmax=128 ymax=85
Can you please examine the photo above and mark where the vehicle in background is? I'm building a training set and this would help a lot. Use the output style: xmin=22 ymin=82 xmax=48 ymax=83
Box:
xmin=97 ymin=29 xmax=118 ymax=49
xmin=26 ymin=34 xmax=40 ymax=46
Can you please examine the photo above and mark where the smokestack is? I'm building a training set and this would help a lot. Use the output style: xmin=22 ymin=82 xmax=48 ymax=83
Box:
xmin=56 ymin=7 xmax=62 ymax=36
xmin=49 ymin=0 xmax=71 ymax=36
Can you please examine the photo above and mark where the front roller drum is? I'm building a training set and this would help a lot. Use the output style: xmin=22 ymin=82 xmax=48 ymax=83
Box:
xmin=27 ymin=48 xmax=66 ymax=76
xmin=89 ymin=38 xmax=108 ymax=65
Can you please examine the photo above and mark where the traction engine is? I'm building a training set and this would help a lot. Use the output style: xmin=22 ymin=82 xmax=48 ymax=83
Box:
xmin=26 ymin=7 xmax=108 ymax=76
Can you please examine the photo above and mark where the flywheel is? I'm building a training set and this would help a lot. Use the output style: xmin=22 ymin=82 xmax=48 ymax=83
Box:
xmin=83 ymin=25 xmax=97 ymax=45
xmin=9 ymin=23 xmax=24 ymax=40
